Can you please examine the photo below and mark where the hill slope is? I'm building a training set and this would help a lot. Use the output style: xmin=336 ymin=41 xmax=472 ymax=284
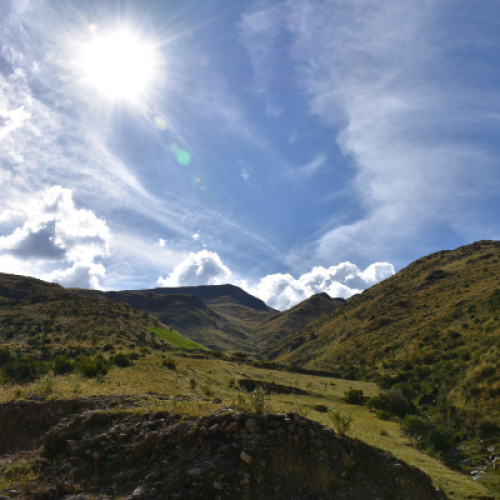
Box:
xmin=135 ymin=284 xmax=279 ymax=332
xmin=101 ymin=291 xmax=256 ymax=351
xmin=255 ymin=293 xmax=345 ymax=346
xmin=0 ymin=273 xmax=182 ymax=355
xmin=264 ymin=240 xmax=500 ymax=415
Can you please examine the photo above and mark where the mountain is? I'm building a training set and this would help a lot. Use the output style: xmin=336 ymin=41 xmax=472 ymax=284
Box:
xmin=97 ymin=286 xmax=344 ymax=351
xmin=99 ymin=291 xmax=257 ymax=351
xmin=264 ymin=240 xmax=500 ymax=415
xmin=133 ymin=284 xmax=279 ymax=332
xmin=255 ymin=293 xmax=345 ymax=346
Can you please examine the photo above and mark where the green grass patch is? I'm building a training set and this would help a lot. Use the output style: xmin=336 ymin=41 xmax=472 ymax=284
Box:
xmin=145 ymin=326 xmax=209 ymax=351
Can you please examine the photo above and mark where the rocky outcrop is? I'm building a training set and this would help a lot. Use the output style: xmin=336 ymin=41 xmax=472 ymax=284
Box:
xmin=0 ymin=397 xmax=447 ymax=499
xmin=39 ymin=407 xmax=446 ymax=499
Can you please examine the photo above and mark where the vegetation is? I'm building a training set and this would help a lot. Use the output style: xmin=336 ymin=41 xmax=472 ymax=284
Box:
xmin=328 ymin=406 xmax=353 ymax=435
xmin=145 ymin=326 xmax=208 ymax=351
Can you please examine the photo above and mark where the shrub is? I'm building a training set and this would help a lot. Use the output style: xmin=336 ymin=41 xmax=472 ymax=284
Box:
xmin=367 ymin=390 xmax=413 ymax=418
xmin=344 ymin=389 xmax=366 ymax=405
xmin=53 ymin=355 xmax=74 ymax=375
xmin=2 ymin=357 xmax=49 ymax=383
xmin=401 ymin=415 xmax=451 ymax=452
xmin=77 ymin=357 xmax=109 ymax=378
xmin=236 ymin=388 xmax=271 ymax=415
xmin=0 ymin=348 xmax=11 ymax=367
xmin=477 ymin=417 xmax=500 ymax=438
xmin=112 ymin=353 xmax=133 ymax=367
xmin=162 ymin=358 xmax=176 ymax=370
xmin=376 ymin=410 xmax=392 ymax=421
xmin=328 ymin=407 xmax=353 ymax=435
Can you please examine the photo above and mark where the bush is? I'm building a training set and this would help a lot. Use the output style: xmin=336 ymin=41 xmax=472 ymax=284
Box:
xmin=344 ymin=389 xmax=366 ymax=405
xmin=2 ymin=357 xmax=49 ymax=383
xmin=77 ymin=357 xmax=109 ymax=378
xmin=477 ymin=417 xmax=500 ymax=438
xmin=376 ymin=410 xmax=393 ymax=421
xmin=53 ymin=355 xmax=74 ymax=375
xmin=162 ymin=358 xmax=176 ymax=370
xmin=112 ymin=353 xmax=133 ymax=367
xmin=401 ymin=415 xmax=451 ymax=452
xmin=328 ymin=407 xmax=353 ymax=435
xmin=236 ymin=388 xmax=271 ymax=415
xmin=367 ymin=390 xmax=414 ymax=418
xmin=0 ymin=348 xmax=11 ymax=367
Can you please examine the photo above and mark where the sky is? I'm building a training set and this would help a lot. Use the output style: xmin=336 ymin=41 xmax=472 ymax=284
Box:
xmin=0 ymin=0 xmax=499 ymax=310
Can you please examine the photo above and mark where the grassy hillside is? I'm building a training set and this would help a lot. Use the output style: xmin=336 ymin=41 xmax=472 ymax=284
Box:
xmin=0 ymin=274 xmax=197 ymax=358
xmin=266 ymin=241 xmax=500 ymax=411
xmin=99 ymin=291 xmax=257 ymax=352
xmin=263 ymin=240 xmax=500 ymax=494
xmin=255 ymin=293 xmax=345 ymax=346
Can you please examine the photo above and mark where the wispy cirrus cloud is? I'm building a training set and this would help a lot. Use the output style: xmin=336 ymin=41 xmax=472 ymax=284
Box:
xmin=240 ymin=0 xmax=500 ymax=269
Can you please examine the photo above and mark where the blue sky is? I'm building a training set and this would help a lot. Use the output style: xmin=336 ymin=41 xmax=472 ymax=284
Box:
xmin=0 ymin=0 xmax=499 ymax=310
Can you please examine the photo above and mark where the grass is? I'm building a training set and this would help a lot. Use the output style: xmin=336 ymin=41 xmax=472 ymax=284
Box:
xmin=0 ymin=353 xmax=494 ymax=500
xmin=145 ymin=326 xmax=208 ymax=351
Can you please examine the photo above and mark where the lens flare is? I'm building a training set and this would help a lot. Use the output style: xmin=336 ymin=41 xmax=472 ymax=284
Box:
xmin=176 ymin=150 xmax=191 ymax=166
xmin=154 ymin=115 xmax=167 ymax=130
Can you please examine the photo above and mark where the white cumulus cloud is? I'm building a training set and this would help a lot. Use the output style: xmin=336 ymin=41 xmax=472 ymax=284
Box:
xmin=241 ymin=261 xmax=394 ymax=310
xmin=0 ymin=185 xmax=111 ymax=289
xmin=157 ymin=250 xmax=231 ymax=287
xmin=157 ymin=249 xmax=394 ymax=310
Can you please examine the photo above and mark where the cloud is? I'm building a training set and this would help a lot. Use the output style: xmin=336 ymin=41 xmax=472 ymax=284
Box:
xmin=157 ymin=249 xmax=394 ymax=310
xmin=157 ymin=250 xmax=231 ymax=287
xmin=0 ymin=185 xmax=111 ymax=288
xmin=241 ymin=261 xmax=394 ymax=310
xmin=241 ymin=0 xmax=500 ymax=266
xmin=191 ymin=232 xmax=200 ymax=241
xmin=0 ymin=105 xmax=30 ymax=139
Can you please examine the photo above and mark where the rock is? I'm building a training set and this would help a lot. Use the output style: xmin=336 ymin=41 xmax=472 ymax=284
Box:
xmin=187 ymin=468 xmax=202 ymax=480
xmin=462 ymin=459 xmax=472 ymax=467
xmin=240 ymin=451 xmax=253 ymax=465
xmin=132 ymin=486 xmax=143 ymax=497
xmin=213 ymin=481 xmax=223 ymax=490
xmin=232 ymin=413 xmax=242 ymax=421
xmin=225 ymin=422 xmax=240 ymax=434
xmin=246 ymin=419 xmax=260 ymax=433
xmin=209 ymin=424 xmax=219 ymax=433
xmin=311 ymin=439 xmax=325 ymax=449
xmin=390 ymin=463 xmax=403 ymax=474
xmin=340 ymin=447 xmax=355 ymax=470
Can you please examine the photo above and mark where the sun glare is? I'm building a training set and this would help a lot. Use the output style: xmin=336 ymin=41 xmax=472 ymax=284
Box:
xmin=82 ymin=31 xmax=157 ymax=101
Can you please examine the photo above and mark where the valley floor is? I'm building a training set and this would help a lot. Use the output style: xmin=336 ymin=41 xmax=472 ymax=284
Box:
xmin=0 ymin=354 xmax=496 ymax=500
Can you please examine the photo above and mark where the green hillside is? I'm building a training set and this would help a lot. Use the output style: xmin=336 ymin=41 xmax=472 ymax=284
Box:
xmin=266 ymin=241 xmax=500 ymax=413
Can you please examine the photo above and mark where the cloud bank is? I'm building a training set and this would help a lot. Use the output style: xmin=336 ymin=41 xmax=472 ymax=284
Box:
xmin=157 ymin=250 xmax=394 ymax=310
xmin=0 ymin=186 xmax=111 ymax=289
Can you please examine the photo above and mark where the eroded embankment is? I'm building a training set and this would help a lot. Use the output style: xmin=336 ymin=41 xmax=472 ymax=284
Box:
xmin=0 ymin=397 xmax=447 ymax=499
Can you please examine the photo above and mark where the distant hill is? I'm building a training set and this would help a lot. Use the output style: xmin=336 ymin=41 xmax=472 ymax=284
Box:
xmin=264 ymin=240 xmax=500 ymax=416
xmin=255 ymin=293 xmax=345 ymax=346
xmin=99 ymin=291 xmax=257 ymax=352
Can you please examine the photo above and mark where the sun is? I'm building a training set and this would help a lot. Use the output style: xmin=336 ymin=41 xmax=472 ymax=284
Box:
xmin=81 ymin=30 xmax=158 ymax=101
